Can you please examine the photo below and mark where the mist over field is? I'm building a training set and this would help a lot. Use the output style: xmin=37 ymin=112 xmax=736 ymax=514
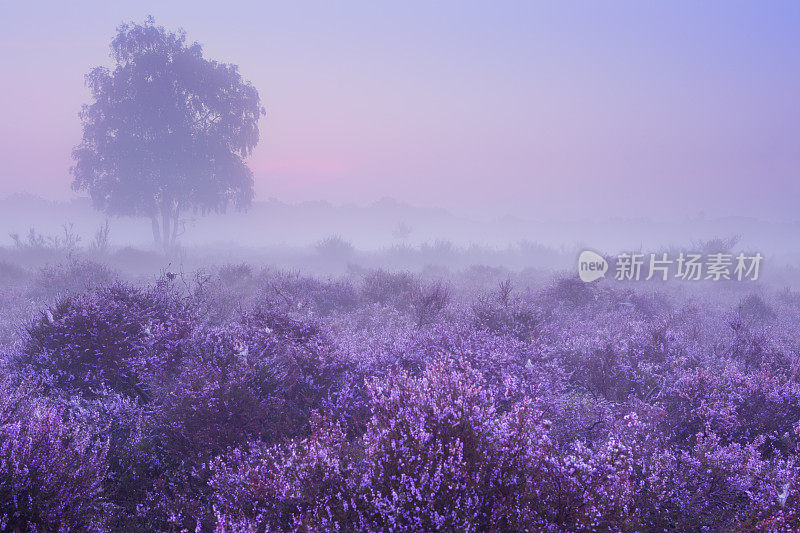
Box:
xmin=1 ymin=3 xmax=800 ymax=532
xmin=3 ymin=193 xmax=800 ymax=278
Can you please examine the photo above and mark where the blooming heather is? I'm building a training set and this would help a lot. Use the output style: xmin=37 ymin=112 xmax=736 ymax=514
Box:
xmin=0 ymin=265 xmax=798 ymax=531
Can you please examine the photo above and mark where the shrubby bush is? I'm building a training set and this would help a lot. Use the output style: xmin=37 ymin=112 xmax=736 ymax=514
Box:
xmin=262 ymin=272 xmax=360 ymax=316
xmin=409 ymin=279 xmax=450 ymax=327
xmin=472 ymin=280 xmax=539 ymax=341
xmin=0 ymin=384 xmax=110 ymax=532
xmin=360 ymin=269 xmax=419 ymax=310
xmin=19 ymin=280 xmax=190 ymax=401
xmin=314 ymin=235 xmax=355 ymax=262
xmin=737 ymin=292 xmax=776 ymax=321
xmin=1 ymin=264 xmax=799 ymax=531
xmin=543 ymin=275 xmax=598 ymax=308
xmin=154 ymin=308 xmax=347 ymax=457
xmin=131 ymin=307 xmax=357 ymax=531
xmin=359 ymin=270 xmax=450 ymax=327
xmin=27 ymin=259 xmax=116 ymax=301
xmin=209 ymin=357 xmax=636 ymax=532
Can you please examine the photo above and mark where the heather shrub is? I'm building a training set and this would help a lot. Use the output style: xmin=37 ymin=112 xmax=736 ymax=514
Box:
xmin=737 ymin=293 xmax=776 ymax=321
xmin=209 ymin=357 xmax=499 ymax=532
xmin=352 ymin=357 xmax=496 ymax=531
xmin=114 ymin=353 xmax=273 ymax=529
xmin=218 ymin=262 xmax=254 ymax=285
xmin=151 ymin=356 xmax=278 ymax=462
xmin=487 ymin=405 xmax=634 ymax=532
xmin=536 ymin=314 xmax=666 ymax=404
xmin=18 ymin=281 xmax=190 ymax=401
xmin=360 ymin=269 xmax=418 ymax=310
xmin=578 ymin=341 xmax=651 ymax=403
xmin=210 ymin=414 xmax=354 ymax=531
xmin=725 ymin=314 xmax=791 ymax=371
xmin=393 ymin=322 xmax=536 ymax=398
xmin=135 ymin=308 xmax=354 ymax=530
xmin=314 ymin=235 xmax=355 ymax=263
xmin=189 ymin=268 xmax=259 ymax=326
xmin=409 ymin=279 xmax=450 ymax=326
xmin=26 ymin=259 xmax=116 ymax=301
xmin=210 ymin=357 xmax=636 ymax=532
xmin=2 ymin=262 xmax=799 ymax=532
xmin=543 ymin=275 xmax=597 ymax=308
xmin=0 ymin=385 xmax=111 ymax=532
xmin=195 ymin=267 xmax=359 ymax=325
xmin=260 ymin=272 xmax=360 ymax=316
xmin=222 ymin=309 xmax=354 ymax=437
xmin=64 ymin=393 xmax=155 ymax=531
xmin=472 ymin=282 xmax=539 ymax=341
xmin=751 ymin=450 xmax=800 ymax=531
xmin=635 ymin=431 xmax=782 ymax=531
xmin=662 ymin=366 xmax=800 ymax=454
xmin=609 ymin=288 xmax=673 ymax=319
xmin=0 ymin=287 xmax=35 ymax=350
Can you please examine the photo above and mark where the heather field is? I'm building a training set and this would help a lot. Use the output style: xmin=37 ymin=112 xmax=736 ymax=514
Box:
xmin=3 ymin=2 xmax=800 ymax=532
xmin=0 ymin=255 xmax=799 ymax=532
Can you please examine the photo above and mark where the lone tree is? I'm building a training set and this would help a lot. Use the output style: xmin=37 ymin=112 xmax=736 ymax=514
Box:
xmin=71 ymin=17 xmax=264 ymax=249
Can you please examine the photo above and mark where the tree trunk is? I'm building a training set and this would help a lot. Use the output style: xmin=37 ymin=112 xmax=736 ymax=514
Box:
xmin=151 ymin=217 xmax=162 ymax=247
xmin=171 ymin=210 xmax=179 ymax=247
xmin=161 ymin=209 xmax=171 ymax=252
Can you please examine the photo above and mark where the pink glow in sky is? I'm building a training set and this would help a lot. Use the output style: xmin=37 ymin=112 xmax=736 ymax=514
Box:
xmin=1 ymin=1 xmax=799 ymax=220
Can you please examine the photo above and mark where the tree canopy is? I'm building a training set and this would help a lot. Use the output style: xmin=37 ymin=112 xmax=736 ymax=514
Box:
xmin=71 ymin=17 xmax=265 ymax=248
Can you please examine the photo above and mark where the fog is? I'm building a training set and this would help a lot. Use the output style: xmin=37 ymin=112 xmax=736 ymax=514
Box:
xmin=4 ymin=5 xmax=800 ymax=531
xmin=0 ymin=192 xmax=797 ymax=289
xmin=0 ymin=4 xmax=797 ymax=283
xmin=3 ymin=2 xmax=800 ymax=222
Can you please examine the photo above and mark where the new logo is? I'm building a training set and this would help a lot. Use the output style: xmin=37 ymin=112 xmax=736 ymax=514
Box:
xmin=578 ymin=250 xmax=608 ymax=282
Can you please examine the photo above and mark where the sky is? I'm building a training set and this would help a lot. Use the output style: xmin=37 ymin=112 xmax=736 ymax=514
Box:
xmin=1 ymin=1 xmax=799 ymax=221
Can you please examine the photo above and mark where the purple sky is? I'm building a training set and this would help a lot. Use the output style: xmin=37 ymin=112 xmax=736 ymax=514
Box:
xmin=1 ymin=1 xmax=799 ymax=220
